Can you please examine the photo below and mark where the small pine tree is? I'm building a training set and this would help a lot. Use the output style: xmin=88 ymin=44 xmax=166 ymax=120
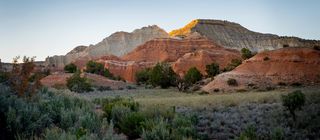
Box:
xmin=184 ymin=67 xmax=202 ymax=84
xmin=205 ymin=63 xmax=220 ymax=77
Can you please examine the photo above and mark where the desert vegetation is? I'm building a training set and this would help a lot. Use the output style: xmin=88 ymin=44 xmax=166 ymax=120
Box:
xmin=64 ymin=63 xmax=78 ymax=73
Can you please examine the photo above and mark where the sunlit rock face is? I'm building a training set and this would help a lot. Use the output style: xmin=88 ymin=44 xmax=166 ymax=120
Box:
xmin=202 ymin=47 xmax=320 ymax=92
xmin=45 ymin=25 xmax=169 ymax=70
xmin=170 ymin=19 xmax=320 ymax=52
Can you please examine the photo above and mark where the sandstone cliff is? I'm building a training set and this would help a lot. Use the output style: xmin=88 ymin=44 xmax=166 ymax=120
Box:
xmin=94 ymin=37 xmax=241 ymax=82
xmin=202 ymin=47 xmax=320 ymax=92
xmin=45 ymin=25 xmax=169 ymax=70
xmin=170 ymin=19 xmax=320 ymax=52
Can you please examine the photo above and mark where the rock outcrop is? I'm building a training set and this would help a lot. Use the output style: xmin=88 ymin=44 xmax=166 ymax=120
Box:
xmin=45 ymin=25 xmax=169 ymax=70
xmin=172 ymin=49 xmax=241 ymax=76
xmin=202 ymin=47 xmax=320 ymax=92
xmin=170 ymin=19 xmax=320 ymax=52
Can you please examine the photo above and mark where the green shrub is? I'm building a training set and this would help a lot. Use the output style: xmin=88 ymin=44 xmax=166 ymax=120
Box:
xmin=224 ymin=59 xmax=242 ymax=71
xmin=118 ymin=112 xmax=146 ymax=139
xmin=66 ymin=72 xmax=93 ymax=93
xmin=86 ymin=61 xmax=114 ymax=78
xmin=102 ymin=97 xmax=139 ymax=121
xmin=64 ymin=63 xmax=78 ymax=73
xmin=141 ymin=118 xmax=171 ymax=140
xmin=263 ymin=56 xmax=270 ymax=61
xmin=171 ymin=114 xmax=198 ymax=139
xmin=0 ymin=71 xmax=10 ymax=83
xmin=227 ymin=78 xmax=238 ymax=86
xmin=97 ymin=86 xmax=112 ymax=91
xmin=149 ymin=63 xmax=177 ymax=88
xmin=135 ymin=68 xmax=151 ymax=85
xmin=314 ymin=45 xmax=320 ymax=51
xmin=241 ymin=48 xmax=253 ymax=59
xmin=281 ymin=90 xmax=305 ymax=121
xmin=205 ymin=63 xmax=220 ymax=77
xmin=239 ymin=125 xmax=257 ymax=140
xmin=184 ymin=67 xmax=202 ymax=84
xmin=110 ymin=105 xmax=131 ymax=127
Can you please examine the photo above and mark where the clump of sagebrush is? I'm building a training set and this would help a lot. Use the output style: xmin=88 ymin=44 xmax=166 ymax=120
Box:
xmin=64 ymin=63 xmax=78 ymax=73
xmin=281 ymin=90 xmax=305 ymax=121
xmin=66 ymin=71 xmax=93 ymax=93
xmin=98 ymin=96 xmax=202 ymax=140
xmin=0 ymin=85 xmax=124 ymax=140
xmin=205 ymin=63 xmax=220 ymax=77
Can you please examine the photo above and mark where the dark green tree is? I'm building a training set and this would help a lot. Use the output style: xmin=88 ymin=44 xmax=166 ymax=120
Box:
xmin=66 ymin=71 xmax=93 ymax=93
xmin=64 ymin=63 xmax=77 ymax=73
xmin=281 ymin=90 xmax=305 ymax=121
xmin=241 ymin=48 xmax=253 ymax=59
xmin=85 ymin=61 xmax=114 ymax=79
xmin=224 ymin=59 xmax=242 ymax=71
xmin=205 ymin=63 xmax=220 ymax=77
xmin=184 ymin=67 xmax=202 ymax=84
xmin=149 ymin=63 xmax=177 ymax=88
xmin=135 ymin=68 xmax=151 ymax=85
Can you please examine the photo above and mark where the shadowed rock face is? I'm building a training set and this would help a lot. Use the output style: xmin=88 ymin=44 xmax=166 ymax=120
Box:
xmin=45 ymin=25 xmax=169 ymax=70
xmin=170 ymin=19 xmax=320 ymax=52
xmin=202 ymin=47 xmax=320 ymax=92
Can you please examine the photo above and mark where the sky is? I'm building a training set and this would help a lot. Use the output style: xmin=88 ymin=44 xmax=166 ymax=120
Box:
xmin=0 ymin=0 xmax=319 ymax=62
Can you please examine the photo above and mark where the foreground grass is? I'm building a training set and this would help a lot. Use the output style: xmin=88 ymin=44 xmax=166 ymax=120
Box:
xmin=64 ymin=86 xmax=320 ymax=110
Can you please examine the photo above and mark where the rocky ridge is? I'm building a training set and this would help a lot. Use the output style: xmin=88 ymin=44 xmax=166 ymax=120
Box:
xmin=170 ymin=19 xmax=320 ymax=52
xmin=45 ymin=25 xmax=169 ymax=70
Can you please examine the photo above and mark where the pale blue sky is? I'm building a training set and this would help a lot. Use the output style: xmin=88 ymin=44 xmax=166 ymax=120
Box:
xmin=0 ymin=0 xmax=319 ymax=62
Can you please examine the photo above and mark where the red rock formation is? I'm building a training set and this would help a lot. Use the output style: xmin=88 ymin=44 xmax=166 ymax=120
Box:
xmin=202 ymin=47 xmax=320 ymax=92
xmin=172 ymin=48 xmax=241 ymax=76
xmin=94 ymin=37 xmax=241 ymax=82
xmin=40 ymin=72 xmax=127 ymax=89
xmin=122 ymin=38 xmax=221 ymax=62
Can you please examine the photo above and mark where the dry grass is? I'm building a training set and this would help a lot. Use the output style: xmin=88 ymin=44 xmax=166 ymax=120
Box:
xmin=59 ymin=86 xmax=320 ymax=110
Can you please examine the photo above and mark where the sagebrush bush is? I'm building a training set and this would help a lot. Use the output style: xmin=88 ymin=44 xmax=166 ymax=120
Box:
xmin=102 ymin=97 xmax=139 ymax=121
xmin=142 ymin=118 xmax=171 ymax=140
xmin=281 ymin=90 xmax=305 ymax=121
xmin=118 ymin=112 xmax=146 ymax=139
xmin=66 ymin=72 xmax=93 ymax=93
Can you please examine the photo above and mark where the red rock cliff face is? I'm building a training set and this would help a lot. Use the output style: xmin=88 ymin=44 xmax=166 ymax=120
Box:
xmin=122 ymin=38 xmax=222 ymax=62
xmin=172 ymin=48 xmax=241 ymax=76
xmin=202 ymin=47 xmax=320 ymax=92
xmin=95 ymin=38 xmax=241 ymax=82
